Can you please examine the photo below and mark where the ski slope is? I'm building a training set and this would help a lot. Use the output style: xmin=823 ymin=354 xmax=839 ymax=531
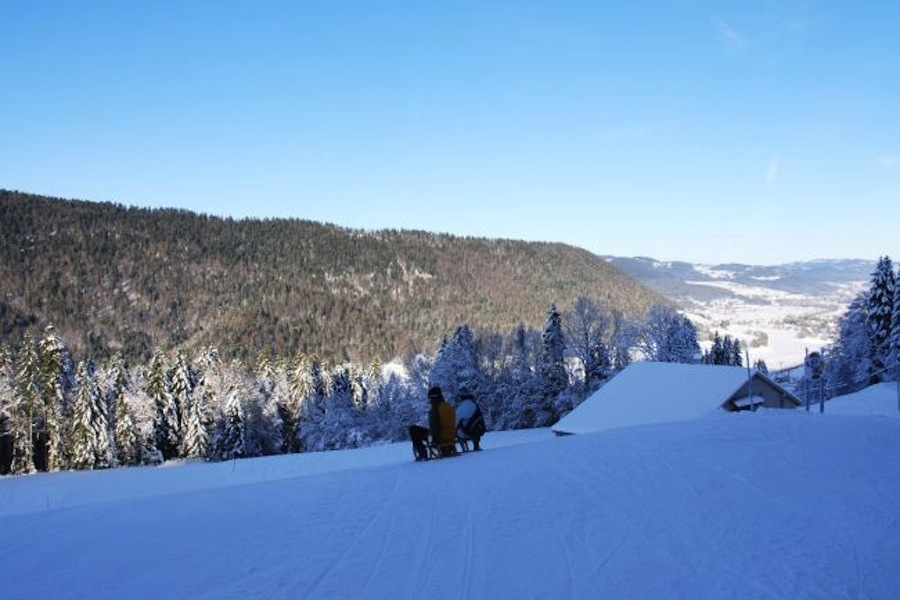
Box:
xmin=2 ymin=388 xmax=899 ymax=600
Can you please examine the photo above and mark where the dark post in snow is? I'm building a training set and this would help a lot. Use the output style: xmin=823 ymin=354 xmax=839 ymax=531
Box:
xmin=804 ymin=348 xmax=809 ymax=412
xmin=745 ymin=349 xmax=754 ymax=412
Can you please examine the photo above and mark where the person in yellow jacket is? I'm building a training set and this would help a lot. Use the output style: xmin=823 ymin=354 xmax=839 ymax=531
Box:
xmin=409 ymin=386 xmax=457 ymax=460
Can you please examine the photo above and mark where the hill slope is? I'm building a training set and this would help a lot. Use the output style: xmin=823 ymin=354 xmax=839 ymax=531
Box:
xmin=2 ymin=399 xmax=898 ymax=599
xmin=1 ymin=190 xmax=664 ymax=363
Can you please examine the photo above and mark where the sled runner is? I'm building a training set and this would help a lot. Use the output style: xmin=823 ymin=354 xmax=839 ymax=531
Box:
xmin=417 ymin=437 xmax=474 ymax=460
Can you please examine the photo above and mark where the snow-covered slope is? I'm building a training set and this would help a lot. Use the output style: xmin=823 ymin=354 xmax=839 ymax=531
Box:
xmin=819 ymin=381 xmax=900 ymax=416
xmin=3 ymin=385 xmax=899 ymax=600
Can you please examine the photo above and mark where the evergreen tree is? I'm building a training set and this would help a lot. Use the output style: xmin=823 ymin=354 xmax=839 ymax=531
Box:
xmin=69 ymin=360 xmax=109 ymax=470
xmin=0 ymin=345 xmax=16 ymax=473
xmin=824 ymin=292 xmax=871 ymax=396
xmin=891 ymin=268 xmax=900 ymax=380
xmin=296 ymin=360 xmax=329 ymax=452
xmin=171 ymin=350 xmax=197 ymax=455
xmin=90 ymin=363 xmax=113 ymax=469
xmin=147 ymin=350 xmax=179 ymax=460
xmin=70 ymin=361 xmax=96 ymax=469
xmin=372 ymin=371 xmax=420 ymax=442
xmin=704 ymin=332 xmax=723 ymax=365
xmin=286 ymin=355 xmax=317 ymax=453
xmin=38 ymin=325 xmax=73 ymax=471
xmin=216 ymin=388 xmax=246 ymax=461
xmin=252 ymin=353 xmax=287 ymax=456
xmin=183 ymin=387 xmax=210 ymax=459
xmin=318 ymin=365 xmax=363 ymax=450
xmin=642 ymin=304 xmax=700 ymax=363
xmin=11 ymin=335 xmax=39 ymax=474
xmin=670 ymin=315 xmax=701 ymax=364
xmin=533 ymin=304 xmax=568 ymax=427
xmin=65 ymin=360 xmax=112 ymax=469
xmin=702 ymin=332 xmax=742 ymax=366
xmin=722 ymin=336 xmax=734 ymax=365
xmin=866 ymin=256 xmax=895 ymax=381
xmin=492 ymin=324 xmax=539 ymax=430
xmin=730 ymin=337 xmax=743 ymax=367
xmin=105 ymin=354 xmax=138 ymax=466
xmin=430 ymin=324 xmax=482 ymax=401
xmin=113 ymin=386 xmax=140 ymax=466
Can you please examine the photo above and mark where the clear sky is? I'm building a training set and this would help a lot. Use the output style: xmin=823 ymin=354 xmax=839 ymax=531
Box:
xmin=2 ymin=1 xmax=898 ymax=265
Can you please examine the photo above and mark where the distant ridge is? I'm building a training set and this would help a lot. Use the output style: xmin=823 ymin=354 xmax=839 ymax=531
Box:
xmin=1 ymin=190 xmax=665 ymax=364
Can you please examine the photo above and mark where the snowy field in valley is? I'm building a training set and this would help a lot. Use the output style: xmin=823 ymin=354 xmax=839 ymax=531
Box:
xmin=2 ymin=384 xmax=899 ymax=600
xmin=684 ymin=277 xmax=859 ymax=370
xmin=605 ymin=257 xmax=871 ymax=371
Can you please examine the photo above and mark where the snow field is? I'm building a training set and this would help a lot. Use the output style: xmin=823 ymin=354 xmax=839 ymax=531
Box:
xmin=1 ymin=395 xmax=899 ymax=599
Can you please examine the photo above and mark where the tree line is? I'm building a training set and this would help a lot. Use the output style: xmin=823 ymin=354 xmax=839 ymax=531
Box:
xmin=0 ymin=300 xmax=703 ymax=475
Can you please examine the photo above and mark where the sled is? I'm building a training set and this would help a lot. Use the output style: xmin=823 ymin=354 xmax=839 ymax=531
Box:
xmin=417 ymin=438 xmax=474 ymax=461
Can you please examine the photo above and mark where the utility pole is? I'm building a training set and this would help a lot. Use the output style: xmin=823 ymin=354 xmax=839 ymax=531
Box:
xmin=745 ymin=349 xmax=754 ymax=411
xmin=804 ymin=348 xmax=809 ymax=411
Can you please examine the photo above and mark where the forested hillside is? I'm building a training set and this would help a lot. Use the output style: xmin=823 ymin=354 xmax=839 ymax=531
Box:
xmin=1 ymin=190 xmax=664 ymax=364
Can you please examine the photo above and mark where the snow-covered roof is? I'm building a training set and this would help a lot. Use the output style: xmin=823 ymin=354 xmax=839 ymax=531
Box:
xmin=552 ymin=361 xmax=768 ymax=435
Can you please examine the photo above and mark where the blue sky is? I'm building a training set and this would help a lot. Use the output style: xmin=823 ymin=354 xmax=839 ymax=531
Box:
xmin=2 ymin=1 xmax=898 ymax=265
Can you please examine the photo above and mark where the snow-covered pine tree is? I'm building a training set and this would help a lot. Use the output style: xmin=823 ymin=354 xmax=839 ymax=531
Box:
xmin=347 ymin=363 xmax=380 ymax=444
xmin=183 ymin=386 xmax=210 ymax=459
xmin=891 ymin=267 xmax=900 ymax=380
xmin=824 ymin=292 xmax=871 ymax=396
xmin=147 ymin=350 xmax=179 ymax=461
xmin=866 ymin=256 xmax=895 ymax=382
xmin=430 ymin=324 xmax=482 ymax=401
xmin=11 ymin=335 xmax=39 ymax=474
xmin=113 ymin=384 xmax=140 ymax=466
xmin=703 ymin=332 xmax=745 ymax=366
xmin=703 ymin=331 xmax=723 ymax=365
xmin=318 ymin=364 xmax=362 ymax=450
xmin=296 ymin=359 xmax=329 ymax=453
xmin=38 ymin=325 xmax=72 ymax=471
xmin=216 ymin=387 xmax=245 ymax=461
xmin=495 ymin=323 xmax=539 ymax=430
xmin=70 ymin=360 xmax=98 ymax=470
xmin=104 ymin=354 xmax=136 ymax=466
xmin=0 ymin=345 xmax=16 ymax=473
xmin=534 ymin=304 xmax=568 ymax=427
xmin=642 ymin=305 xmax=700 ymax=364
xmin=722 ymin=336 xmax=734 ymax=365
xmin=670 ymin=314 xmax=701 ymax=364
xmin=90 ymin=364 xmax=113 ymax=469
xmin=251 ymin=352 xmax=286 ymax=456
xmin=171 ymin=350 xmax=198 ymax=455
xmin=730 ymin=337 xmax=743 ymax=367
xmin=372 ymin=370 xmax=420 ymax=442
xmin=287 ymin=355 xmax=316 ymax=453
